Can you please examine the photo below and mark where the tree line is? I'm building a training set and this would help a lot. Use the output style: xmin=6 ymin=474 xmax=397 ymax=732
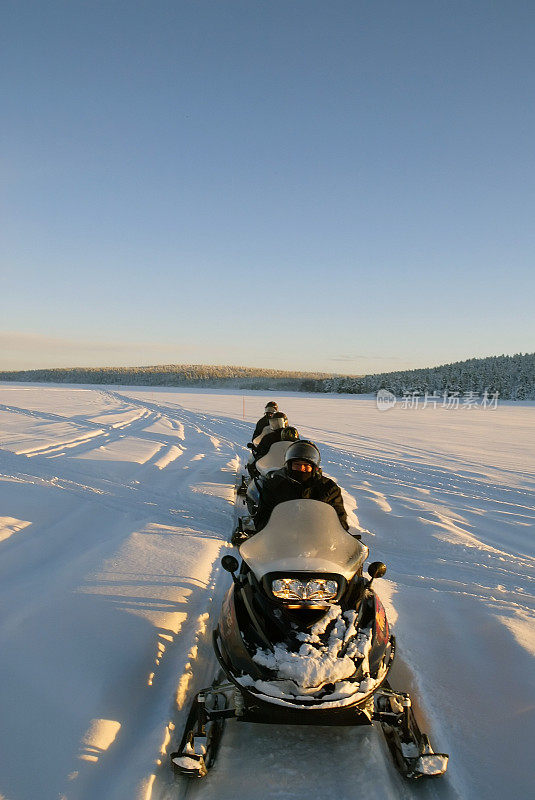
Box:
xmin=322 ymin=353 xmax=535 ymax=400
xmin=0 ymin=363 xmax=331 ymax=391
xmin=1 ymin=353 xmax=533 ymax=399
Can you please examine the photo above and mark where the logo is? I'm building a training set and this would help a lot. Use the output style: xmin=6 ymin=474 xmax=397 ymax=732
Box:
xmin=376 ymin=389 xmax=397 ymax=412
xmin=374 ymin=597 xmax=389 ymax=644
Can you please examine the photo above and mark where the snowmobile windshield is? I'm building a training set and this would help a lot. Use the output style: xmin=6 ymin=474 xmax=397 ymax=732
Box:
xmin=256 ymin=441 xmax=292 ymax=475
xmin=240 ymin=499 xmax=368 ymax=581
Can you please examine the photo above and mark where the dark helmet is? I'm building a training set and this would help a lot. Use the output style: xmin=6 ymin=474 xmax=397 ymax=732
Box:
xmin=269 ymin=411 xmax=288 ymax=430
xmin=280 ymin=426 xmax=299 ymax=441
xmin=264 ymin=401 xmax=278 ymax=417
xmin=284 ymin=440 xmax=321 ymax=479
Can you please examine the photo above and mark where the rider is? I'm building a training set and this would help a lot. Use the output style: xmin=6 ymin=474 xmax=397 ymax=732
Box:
xmin=254 ymin=440 xmax=349 ymax=532
xmin=253 ymin=413 xmax=299 ymax=461
xmin=252 ymin=402 xmax=278 ymax=441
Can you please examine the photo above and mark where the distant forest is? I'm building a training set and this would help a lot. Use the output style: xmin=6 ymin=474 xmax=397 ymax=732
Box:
xmin=0 ymin=364 xmax=332 ymax=392
xmin=323 ymin=353 xmax=535 ymax=400
xmin=0 ymin=353 xmax=533 ymax=399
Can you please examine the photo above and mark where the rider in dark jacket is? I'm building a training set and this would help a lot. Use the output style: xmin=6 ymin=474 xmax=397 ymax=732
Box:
xmin=254 ymin=440 xmax=349 ymax=532
xmin=252 ymin=402 xmax=278 ymax=441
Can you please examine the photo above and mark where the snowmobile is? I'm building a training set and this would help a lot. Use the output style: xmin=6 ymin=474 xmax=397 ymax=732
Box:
xmin=234 ymin=441 xmax=295 ymax=545
xmin=236 ymin=425 xmax=274 ymax=496
xmin=244 ymin=439 xmax=294 ymax=512
xmin=171 ymin=499 xmax=448 ymax=781
xmin=234 ymin=441 xmax=293 ymax=544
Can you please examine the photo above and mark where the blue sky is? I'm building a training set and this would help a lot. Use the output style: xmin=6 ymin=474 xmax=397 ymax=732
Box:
xmin=2 ymin=0 xmax=534 ymax=373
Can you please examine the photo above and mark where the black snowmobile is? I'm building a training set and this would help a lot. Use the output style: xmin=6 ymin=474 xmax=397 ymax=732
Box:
xmin=244 ymin=439 xmax=295 ymax=512
xmin=171 ymin=500 xmax=448 ymax=781
xmin=236 ymin=425 xmax=272 ymax=495
xmin=234 ymin=439 xmax=296 ymax=542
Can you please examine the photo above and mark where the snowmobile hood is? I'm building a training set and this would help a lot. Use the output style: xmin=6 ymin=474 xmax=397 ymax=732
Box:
xmin=256 ymin=441 xmax=293 ymax=475
xmin=240 ymin=499 xmax=368 ymax=581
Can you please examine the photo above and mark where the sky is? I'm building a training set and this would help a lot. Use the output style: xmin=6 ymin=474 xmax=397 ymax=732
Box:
xmin=1 ymin=0 xmax=534 ymax=375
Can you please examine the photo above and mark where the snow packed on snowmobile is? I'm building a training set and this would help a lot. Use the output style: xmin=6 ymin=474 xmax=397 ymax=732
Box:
xmin=171 ymin=499 xmax=448 ymax=781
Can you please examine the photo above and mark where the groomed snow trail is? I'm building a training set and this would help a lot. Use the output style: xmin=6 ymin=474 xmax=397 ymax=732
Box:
xmin=1 ymin=384 xmax=533 ymax=800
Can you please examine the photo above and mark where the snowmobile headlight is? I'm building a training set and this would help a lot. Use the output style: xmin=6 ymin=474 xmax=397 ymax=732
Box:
xmin=271 ymin=578 xmax=338 ymax=601
xmin=271 ymin=578 xmax=304 ymax=599
xmin=305 ymin=579 xmax=339 ymax=600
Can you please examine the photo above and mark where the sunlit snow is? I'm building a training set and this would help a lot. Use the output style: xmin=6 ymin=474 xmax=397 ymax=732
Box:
xmin=0 ymin=384 xmax=533 ymax=800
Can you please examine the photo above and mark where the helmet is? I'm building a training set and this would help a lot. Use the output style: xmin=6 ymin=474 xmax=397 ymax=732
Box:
xmin=269 ymin=411 xmax=288 ymax=430
xmin=284 ymin=440 xmax=321 ymax=480
xmin=264 ymin=401 xmax=278 ymax=417
xmin=280 ymin=426 xmax=299 ymax=441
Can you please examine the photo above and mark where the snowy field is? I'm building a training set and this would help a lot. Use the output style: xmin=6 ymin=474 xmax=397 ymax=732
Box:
xmin=0 ymin=383 xmax=533 ymax=800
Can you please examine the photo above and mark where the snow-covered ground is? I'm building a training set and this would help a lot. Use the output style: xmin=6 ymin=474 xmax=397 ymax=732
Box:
xmin=0 ymin=384 xmax=533 ymax=800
